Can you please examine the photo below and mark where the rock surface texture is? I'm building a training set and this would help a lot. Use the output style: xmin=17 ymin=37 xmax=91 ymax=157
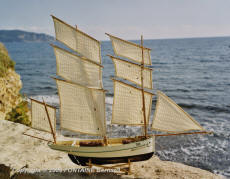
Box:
xmin=0 ymin=120 xmax=225 ymax=179
xmin=0 ymin=43 xmax=22 ymax=120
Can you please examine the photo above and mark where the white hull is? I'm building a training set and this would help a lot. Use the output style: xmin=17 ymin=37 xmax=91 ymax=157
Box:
xmin=48 ymin=137 xmax=155 ymax=159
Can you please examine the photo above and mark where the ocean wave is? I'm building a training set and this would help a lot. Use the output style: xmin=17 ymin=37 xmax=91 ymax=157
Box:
xmin=29 ymin=95 xmax=114 ymax=106
xmin=178 ymin=103 xmax=230 ymax=113
xmin=105 ymin=96 xmax=113 ymax=105
xmin=29 ymin=95 xmax=59 ymax=106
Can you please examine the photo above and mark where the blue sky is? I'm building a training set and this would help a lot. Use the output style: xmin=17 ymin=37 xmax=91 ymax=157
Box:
xmin=0 ymin=0 xmax=230 ymax=40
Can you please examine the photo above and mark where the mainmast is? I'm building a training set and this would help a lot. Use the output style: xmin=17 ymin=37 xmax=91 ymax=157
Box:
xmin=106 ymin=33 xmax=153 ymax=137
xmin=140 ymin=35 xmax=147 ymax=138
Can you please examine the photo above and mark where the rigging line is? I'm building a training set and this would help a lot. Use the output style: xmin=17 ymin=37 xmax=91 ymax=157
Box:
xmin=107 ymin=54 xmax=153 ymax=70
xmin=111 ymin=78 xmax=155 ymax=95
xmin=152 ymin=131 xmax=213 ymax=137
xmin=51 ymin=77 xmax=107 ymax=92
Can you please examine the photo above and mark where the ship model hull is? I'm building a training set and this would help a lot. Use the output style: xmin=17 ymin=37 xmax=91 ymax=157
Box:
xmin=48 ymin=136 xmax=155 ymax=165
xmin=68 ymin=152 xmax=154 ymax=166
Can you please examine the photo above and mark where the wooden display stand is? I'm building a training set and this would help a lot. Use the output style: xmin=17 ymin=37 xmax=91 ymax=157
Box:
xmin=86 ymin=158 xmax=132 ymax=175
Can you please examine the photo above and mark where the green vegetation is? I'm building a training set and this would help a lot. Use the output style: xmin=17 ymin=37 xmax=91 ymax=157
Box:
xmin=1 ymin=42 xmax=30 ymax=126
xmin=0 ymin=42 xmax=15 ymax=77
xmin=5 ymin=101 xmax=31 ymax=126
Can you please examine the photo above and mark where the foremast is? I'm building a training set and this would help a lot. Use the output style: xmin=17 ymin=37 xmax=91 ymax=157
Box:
xmin=51 ymin=16 xmax=107 ymax=140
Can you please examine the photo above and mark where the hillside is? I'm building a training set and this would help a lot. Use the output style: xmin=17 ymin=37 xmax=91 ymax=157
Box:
xmin=0 ymin=30 xmax=54 ymax=42
xmin=0 ymin=42 xmax=15 ymax=77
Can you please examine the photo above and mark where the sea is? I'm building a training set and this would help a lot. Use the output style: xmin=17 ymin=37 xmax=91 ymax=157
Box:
xmin=4 ymin=36 xmax=230 ymax=177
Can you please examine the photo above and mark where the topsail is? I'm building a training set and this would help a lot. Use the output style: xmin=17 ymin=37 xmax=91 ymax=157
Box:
xmin=52 ymin=45 xmax=103 ymax=89
xmin=106 ymin=33 xmax=151 ymax=65
xmin=109 ymin=55 xmax=153 ymax=89
xmin=52 ymin=16 xmax=101 ymax=64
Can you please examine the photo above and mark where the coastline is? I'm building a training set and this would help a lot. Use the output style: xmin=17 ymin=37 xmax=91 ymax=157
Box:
xmin=0 ymin=120 xmax=224 ymax=179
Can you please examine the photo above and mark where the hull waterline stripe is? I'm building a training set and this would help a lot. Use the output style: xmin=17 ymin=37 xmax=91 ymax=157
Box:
xmin=49 ymin=143 xmax=150 ymax=154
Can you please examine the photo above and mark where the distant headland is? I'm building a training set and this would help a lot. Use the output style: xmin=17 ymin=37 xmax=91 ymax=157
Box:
xmin=0 ymin=30 xmax=54 ymax=42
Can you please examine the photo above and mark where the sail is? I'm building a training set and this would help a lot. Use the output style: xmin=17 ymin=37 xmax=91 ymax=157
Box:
xmin=53 ymin=45 xmax=103 ymax=89
xmin=112 ymin=80 xmax=153 ymax=125
xmin=152 ymin=91 xmax=205 ymax=132
xmin=52 ymin=16 xmax=101 ymax=64
xmin=109 ymin=55 xmax=153 ymax=89
xmin=106 ymin=33 xmax=151 ymax=65
xmin=31 ymin=99 xmax=56 ymax=133
xmin=56 ymin=79 xmax=106 ymax=136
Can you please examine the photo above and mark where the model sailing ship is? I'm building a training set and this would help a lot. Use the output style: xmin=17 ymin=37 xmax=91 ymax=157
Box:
xmin=25 ymin=16 xmax=210 ymax=166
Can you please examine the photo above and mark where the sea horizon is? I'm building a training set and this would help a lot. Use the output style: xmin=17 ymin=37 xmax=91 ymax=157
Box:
xmin=1 ymin=28 xmax=230 ymax=42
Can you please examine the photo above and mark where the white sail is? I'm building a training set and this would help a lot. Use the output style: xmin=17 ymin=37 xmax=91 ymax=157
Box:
xmin=53 ymin=45 xmax=103 ymax=89
xmin=106 ymin=33 xmax=151 ymax=65
xmin=109 ymin=55 xmax=153 ymax=89
xmin=31 ymin=99 xmax=56 ymax=133
xmin=112 ymin=80 xmax=153 ymax=125
xmin=152 ymin=91 xmax=205 ymax=132
xmin=52 ymin=16 xmax=101 ymax=64
xmin=56 ymin=79 xmax=106 ymax=136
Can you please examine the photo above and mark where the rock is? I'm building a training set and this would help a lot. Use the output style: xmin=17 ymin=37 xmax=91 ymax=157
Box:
xmin=0 ymin=42 xmax=29 ymax=125
xmin=0 ymin=120 xmax=225 ymax=179
xmin=0 ymin=164 xmax=10 ymax=179
xmin=131 ymin=155 xmax=225 ymax=179
xmin=0 ymin=69 xmax=22 ymax=120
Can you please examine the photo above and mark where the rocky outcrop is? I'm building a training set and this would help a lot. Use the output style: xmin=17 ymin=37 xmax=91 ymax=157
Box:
xmin=0 ymin=42 xmax=22 ymax=120
xmin=0 ymin=164 xmax=10 ymax=179
xmin=0 ymin=69 xmax=22 ymax=120
xmin=0 ymin=119 xmax=224 ymax=179
xmin=0 ymin=42 xmax=29 ymax=125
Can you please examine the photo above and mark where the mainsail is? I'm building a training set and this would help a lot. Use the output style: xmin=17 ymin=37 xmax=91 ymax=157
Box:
xmin=56 ymin=79 xmax=106 ymax=135
xmin=152 ymin=91 xmax=205 ymax=133
xmin=112 ymin=80 xmax=152 ymax=125
xmin=51 ymin=16 xmax=106 ymax=136
xmin=31 ymin=98 xmax=56 ymax=133
xmin=107 ymin=34 xmax=153 ymax=126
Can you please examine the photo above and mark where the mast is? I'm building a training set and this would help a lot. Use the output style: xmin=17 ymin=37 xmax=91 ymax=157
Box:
xmin=75 ymin=25 xmax=106 ymax=142
xmin=106 ymin=33 xmax=153 ymax=133
xmin=140 ymin=35 xmax=147 ymax=138
xmin=51 ymin=15 xmax=106 ymax=138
